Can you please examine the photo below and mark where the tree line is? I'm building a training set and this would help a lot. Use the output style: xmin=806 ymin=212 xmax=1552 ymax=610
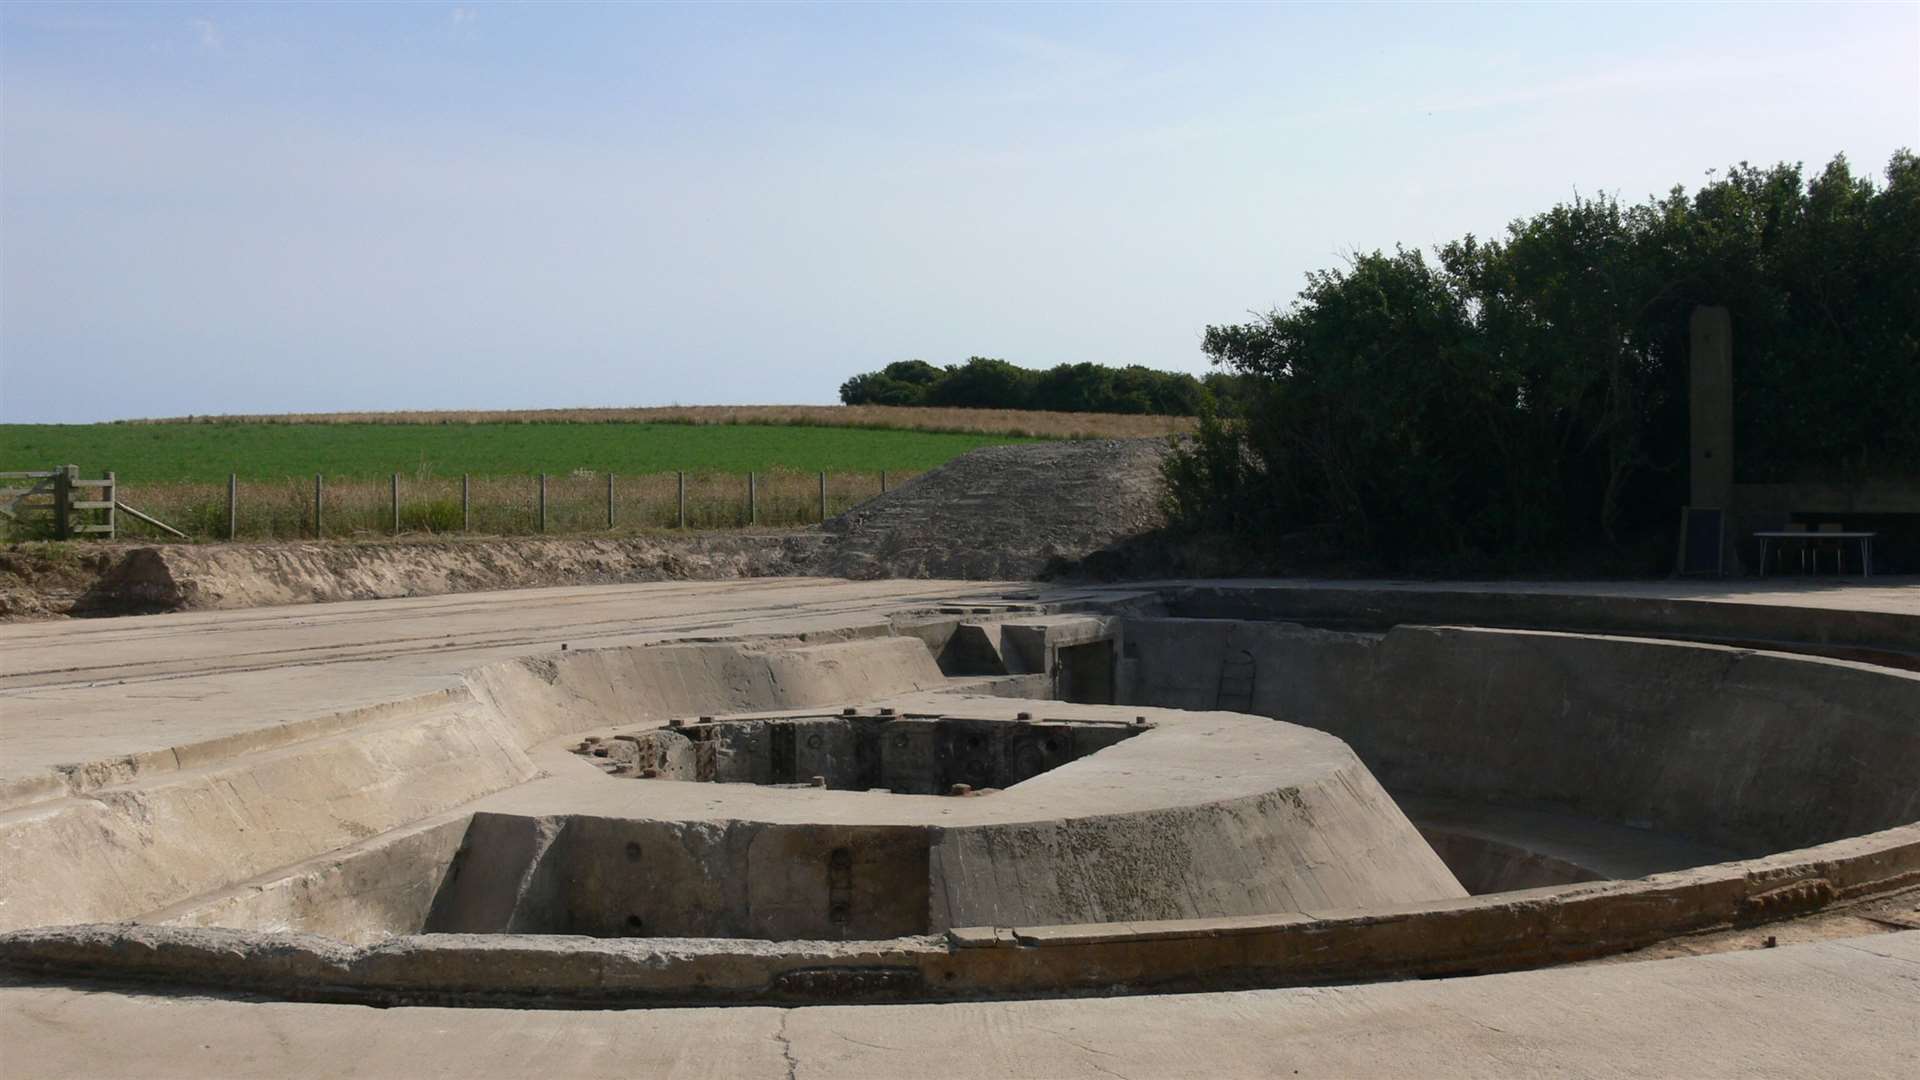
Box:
xmin=840 ymin=357 xmax=1246 ymax=417
xmin=1165 ymin=152 xmax=1919 ymax=570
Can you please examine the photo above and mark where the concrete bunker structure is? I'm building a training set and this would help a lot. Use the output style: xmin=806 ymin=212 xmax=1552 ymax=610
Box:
xmin=0 ymin=581 xmax=1914 ymax=1008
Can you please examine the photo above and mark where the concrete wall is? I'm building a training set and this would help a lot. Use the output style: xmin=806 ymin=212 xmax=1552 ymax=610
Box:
xmin=930 ymin=763 xmax=1465 ymax=929
xmin=465 ymin=636 xmax=946 ymax=748
xmin=1121 ymin=618 xmax=1920 ymax=855
xmin=427 ymin=814 xmax=934 ymax=940
xmin=7 ymin=821 xmax=1914 ymax=1006
xmin=1157 ymin=584 xmax=1920 ymax=659
xmin=0 ymin=636 xmax=948 ymax=934
xmin=0 ymin=699 xmax=536 ymax=932
xmin=154 ymin=816 xmax=472 ymax=945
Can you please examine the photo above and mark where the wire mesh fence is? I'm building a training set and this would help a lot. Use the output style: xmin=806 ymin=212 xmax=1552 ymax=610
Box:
xmin=5 ymin=469 xmax=911 ymax=542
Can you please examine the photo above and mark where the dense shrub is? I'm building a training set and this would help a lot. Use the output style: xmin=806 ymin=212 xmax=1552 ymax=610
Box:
xmin=840 ymin=357 xmax=1245 ymax=417
xmin=1167 ymin=152 xmax=1920 ymax=569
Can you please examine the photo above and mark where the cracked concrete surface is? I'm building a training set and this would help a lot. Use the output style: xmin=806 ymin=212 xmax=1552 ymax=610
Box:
xmin=3 ymin=575 xmax=1916 ymax=1075
xmin=2 ymin=931 xmax=1915 ymax=1078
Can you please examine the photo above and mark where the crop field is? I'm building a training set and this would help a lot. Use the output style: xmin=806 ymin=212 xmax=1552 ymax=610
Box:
xmin=0 ymin=418 xmax=1035 ymax=540
xmin=1 ymin=421 xmax=1037 ymax=484
xmin=3 ymin=409 xmax=1179 ymax=541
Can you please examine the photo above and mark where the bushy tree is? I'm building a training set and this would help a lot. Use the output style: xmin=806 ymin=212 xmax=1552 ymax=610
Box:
xmin=838 ymin=360 xmax=944 ymax=406
xmin=838 ymin=357 xmax=1218 ymax=415
xmin=1168 ymin=152 xmax=1920 ymax=569
xmin=926 ymin=357 xmax=1038 ymax=409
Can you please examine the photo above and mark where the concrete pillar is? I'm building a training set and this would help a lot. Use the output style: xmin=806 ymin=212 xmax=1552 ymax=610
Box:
xmin=1689 ymin=306 xmax=1733 ymax=509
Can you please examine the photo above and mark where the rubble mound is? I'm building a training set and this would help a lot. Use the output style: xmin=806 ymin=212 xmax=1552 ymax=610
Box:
xmin=821 ymin=438 xmax=1170 ymax=580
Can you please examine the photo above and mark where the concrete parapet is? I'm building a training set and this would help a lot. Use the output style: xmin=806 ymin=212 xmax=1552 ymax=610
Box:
xmin=1122 ymin=618 xmax=1920 ymax=854
xmin=4 ymin=823 xmax=1912 ymax=1006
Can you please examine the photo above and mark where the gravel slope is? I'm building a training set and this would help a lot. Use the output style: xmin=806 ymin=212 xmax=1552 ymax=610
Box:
xmin=820 ymin=438 xmax=1169 ymax=580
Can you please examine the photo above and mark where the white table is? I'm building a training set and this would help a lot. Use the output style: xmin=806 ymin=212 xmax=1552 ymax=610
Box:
xmin=1754 ymin=531 xmax=1876 ymax=577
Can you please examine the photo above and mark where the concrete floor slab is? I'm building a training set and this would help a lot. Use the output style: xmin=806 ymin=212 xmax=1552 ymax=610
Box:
xmin=2 ymin=930 xmax=1913 ymax=1079
xmin=0 ymin=578 xmax=1032 ymax=786
xmin=4 ymin=576 xmax=1916 ymax=1076
xmin=7 ymin=575 xmax=1911 ymax=792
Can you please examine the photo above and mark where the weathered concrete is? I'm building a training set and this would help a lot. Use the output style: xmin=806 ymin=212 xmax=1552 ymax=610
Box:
xmin=1 ymin=576 xmax=1916 ymax=1071
xmin=1147 ymin=578 xmax=1920 ymax=659
xmin=2 ymin=931 xmax=1915 ymax=1079
xmin=1121 ymin=618 xmax=1920 ymax=853
xmin=1402 ymin=793 xmax=1742 ymax=893
xmin=0 ymin=577 xmax=1054 ymax=793
xmin=398 ymin=705 xmax=1467 ymax=941
xmin=6 ymin=820 xmax=1913 ymax=1005
xmin=0 ymin=635 xmax=959 ymax=932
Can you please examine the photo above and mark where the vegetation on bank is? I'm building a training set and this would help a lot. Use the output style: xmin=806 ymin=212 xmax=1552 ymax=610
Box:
xmin=111 ymin=405 xmax=1195 ymax=441
xmin=1165 ymin=152 xmax=1920 ymax=572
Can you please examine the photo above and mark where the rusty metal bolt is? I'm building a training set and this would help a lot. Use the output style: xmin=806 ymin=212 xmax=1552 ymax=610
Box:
xmin=810 ymin=775 xmax=827 ymax=788
xmin=949 ymin=783 xmax=972 ymax=797
xmin=640 ymin=767 xmax=659 ymax=779
xmin=668 ymin=717 xmax=685 ymax=729
xmin=842 ymin=707 xmax=858 ymax=716
xmin=1133 ymin=716 xmax=1149 ymax=726
xmin=698 ymin=715 xmax=714 ymax=723
xmin=560 ymin=643 xmax=568 ymax=651
xmin=880 ymin=707 xmax=896 ymax=717
xmin=1016 ymin=711 xmax=1033 ymax=721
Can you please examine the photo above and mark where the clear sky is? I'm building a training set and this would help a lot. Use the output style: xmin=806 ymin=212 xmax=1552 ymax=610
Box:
xmin=2 ymin=1 xmax=1915 ymax=423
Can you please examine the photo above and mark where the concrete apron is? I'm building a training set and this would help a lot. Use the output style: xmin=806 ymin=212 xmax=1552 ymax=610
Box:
xmin=1 ymin=580 xmax=1916 ymax=1007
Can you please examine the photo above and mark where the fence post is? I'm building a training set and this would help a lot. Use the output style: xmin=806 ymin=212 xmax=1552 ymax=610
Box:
xmin=880 ymin=469 xmax=888 ymax=494
xmin=747 ymin=472 xmax=757 ymax=526
xmin=227 ymin=473 xmax=238 ymax=540
xmin=314 ymin=474 xmax=324 ymax=538
xmin=52 ymin=465 xmax=75 ymax=539
xmin=537 ymin=473 xmax=547 ymax=533
xmin=677 ymin=471 xmax=686 ymax=529
xmin=607 ymin=472 xmax=616 ymax=529
xmin=819 ymin=471 xmax=827 ymax=523
xmin=104 ymin=471 xmax=117 ymax=541
xmin=391 ymin=473 xmax=400 ymax=535
xmin=462 ymin=474 xmax=471 ymax=532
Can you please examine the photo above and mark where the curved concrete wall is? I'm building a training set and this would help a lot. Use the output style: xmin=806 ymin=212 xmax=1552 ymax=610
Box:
xmin=410 ymin=711 xmax=1465 ymax=939
xmin=928 ymin=759 xmax=1464 ymax=928
xmin=1122 ymin=619 xmax=1920 ymax=854
xmin=146 ymin=706 xmax=1467 ymax=941
xmin=6 ymin=821 xmax=1914 ymax=1007
xmin=0 ymin=636 xmax=948 ymax=933
xmin=1157 ymin=583 xmax=1920 ymax=659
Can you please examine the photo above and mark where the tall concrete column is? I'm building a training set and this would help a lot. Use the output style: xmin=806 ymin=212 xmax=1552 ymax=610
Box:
xmin=1689 ymin=306 xmax=1733 ymax=509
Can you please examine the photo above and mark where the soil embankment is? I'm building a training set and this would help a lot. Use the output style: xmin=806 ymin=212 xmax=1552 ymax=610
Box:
xmin=2 ymin=440 xmax=1172 ymax=618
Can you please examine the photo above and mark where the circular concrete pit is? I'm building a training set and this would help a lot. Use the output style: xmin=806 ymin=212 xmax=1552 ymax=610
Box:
xmin=0 ymin=582 xmax=1914 ymax=1009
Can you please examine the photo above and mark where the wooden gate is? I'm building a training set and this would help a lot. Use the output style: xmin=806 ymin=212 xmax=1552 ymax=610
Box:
xmin=0 ymin=466 xmax=116 ymax=539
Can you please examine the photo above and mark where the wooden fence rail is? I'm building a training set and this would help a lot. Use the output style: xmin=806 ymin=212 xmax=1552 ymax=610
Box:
xmin=2 ymin=467 xmax=906 ymax=542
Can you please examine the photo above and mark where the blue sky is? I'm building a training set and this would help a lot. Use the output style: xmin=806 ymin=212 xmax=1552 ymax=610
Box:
xmin=2 ymin=1 xmax=1915 ymax=423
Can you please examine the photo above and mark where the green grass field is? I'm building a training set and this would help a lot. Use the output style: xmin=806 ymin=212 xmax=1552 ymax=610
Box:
xmin=1 ymin=422 xmax=1040 ymax=483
